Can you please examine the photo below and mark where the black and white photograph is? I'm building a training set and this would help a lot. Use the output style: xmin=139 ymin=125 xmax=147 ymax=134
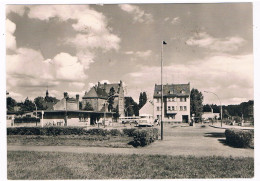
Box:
xmin=1 ymin=1 xmax=258 ymax=180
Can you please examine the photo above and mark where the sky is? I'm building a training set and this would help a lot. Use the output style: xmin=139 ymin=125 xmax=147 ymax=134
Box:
xmin=5 ymin=3 xmax=254 ymax=105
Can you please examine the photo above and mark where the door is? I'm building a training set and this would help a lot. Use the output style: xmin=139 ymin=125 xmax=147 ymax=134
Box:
xmin=182 ymin=115 xmax=189 ymax=123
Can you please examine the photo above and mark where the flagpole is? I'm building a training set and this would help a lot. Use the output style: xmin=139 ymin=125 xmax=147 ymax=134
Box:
xmin=161 ymin=41 xmax=164 ymax=140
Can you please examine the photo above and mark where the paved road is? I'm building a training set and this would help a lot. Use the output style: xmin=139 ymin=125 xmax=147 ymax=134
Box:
xmin=7 ymin=125 xmax=254 ymax=158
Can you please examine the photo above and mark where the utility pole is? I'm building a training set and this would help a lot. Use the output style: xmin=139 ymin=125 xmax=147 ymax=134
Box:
xmin=161 ymin=41 xmax=167 ymax=140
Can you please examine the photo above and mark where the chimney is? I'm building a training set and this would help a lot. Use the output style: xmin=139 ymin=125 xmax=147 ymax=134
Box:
xmin=104 ymin=82 xmax=107 ymax=90
xmin=98 ymin=81 xmax=101 ymax=87
xmin=64 ymin=92 xmax=68 ymax=99
xmin=119 ymin=80 xmax=122 ymax=86
xmin=76 ymin=94 xmax=79 ymax=100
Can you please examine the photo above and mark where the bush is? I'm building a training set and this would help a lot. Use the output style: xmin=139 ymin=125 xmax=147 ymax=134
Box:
xmin=225 ymin=129 xmax=254 ymax=148
xmin=132 ymin=128 xmax=159 ymax=147
xmin=109 ymin=129 xmax=121 ymax=136
xmin=14 ymin=117 xmax=40 ymax=123
xmin=122 ymin=128 xmax=137 ymax=137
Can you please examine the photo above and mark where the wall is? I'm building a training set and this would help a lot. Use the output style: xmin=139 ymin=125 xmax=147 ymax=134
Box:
xmin=66 ymin=101 xmax=78 ymax=110
xmin=153 ymin=96 xmax=190 ymax=123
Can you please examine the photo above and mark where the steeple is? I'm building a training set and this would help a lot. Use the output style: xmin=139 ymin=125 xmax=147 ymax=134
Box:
xmin=46 ymin=86 xmax=49 ymax=98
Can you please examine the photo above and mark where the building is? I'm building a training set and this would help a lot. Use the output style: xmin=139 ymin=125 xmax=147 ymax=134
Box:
xmin=82 ymin=81 xmax=124 ymax=116
xmin=139 ymin=100 xmax=154 ymax=116
xmin=202 ymin=108 xmax=220 ymax=120
xmin=153 ymin=83 xmax=190 ymax=123
xmin=53 ymin=92 xmax=79 ymax=110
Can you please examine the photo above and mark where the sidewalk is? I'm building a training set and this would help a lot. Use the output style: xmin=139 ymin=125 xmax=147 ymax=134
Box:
xmin=209 ymin=123 xmax=254 ymax=130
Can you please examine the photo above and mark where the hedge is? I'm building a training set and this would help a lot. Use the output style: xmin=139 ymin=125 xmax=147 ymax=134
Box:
xmin=132 ymin=128 xmax=159 ymax=147
xmin=225 ymin=129 xmax=254 ymax=148
xmin=122 ymin=128 xmax=137 ymax=137
xmin=14 ymin=117 xmax=40 ymax=123
xmin=7 ymin=127 xmax=159 ymax=147
xmin=7 ymin=127 xmax=115 ymax=136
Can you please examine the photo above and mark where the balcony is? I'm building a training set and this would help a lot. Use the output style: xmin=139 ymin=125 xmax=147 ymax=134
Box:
xmin=166 ymin=110 xmax=178 ymax=114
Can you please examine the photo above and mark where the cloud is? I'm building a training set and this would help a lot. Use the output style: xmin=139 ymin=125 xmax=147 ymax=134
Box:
xmin=171 ymin=17 xmax=180 ymax=24
xmin=164 ymin=17 xmax=170 ymax=21
xmin=119 ymin=4 xmax=153 ymax=24
xmin=125 ymin=50 xmax=152 ymax=59
xmin=6 ymin=48 xmax=88 ymax=100
xmin=186 ymin=32 xmax=246 ymax=53
xmin=136 ymin=50 xmax=152 ymax=58
xmin=6 ymin=19 xmax=16 ymax=51
xmin=127 ymin=54 xmax=253 ymax=105
xmin=7 ymin=5 xmax=121 ymax=68
xmin=125 ymin=51 xmax=134 ymax=55
xmin=6 ymin=5 xmax=26 ymax=16
xmin=52 ymin=52 xmax=87 ymax=81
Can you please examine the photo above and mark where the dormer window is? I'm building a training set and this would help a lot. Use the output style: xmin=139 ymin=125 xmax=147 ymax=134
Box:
xmin=157 ymin=91 xmax=161 ymax=94
xmin=181 ymin=90 xmax=185 ymax=94
xmin=169 ymin=90 xmax=174 ymax=94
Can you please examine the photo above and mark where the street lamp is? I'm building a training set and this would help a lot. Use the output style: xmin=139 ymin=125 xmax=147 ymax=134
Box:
xmin=204 ymin=91 xmax=223 ymax=127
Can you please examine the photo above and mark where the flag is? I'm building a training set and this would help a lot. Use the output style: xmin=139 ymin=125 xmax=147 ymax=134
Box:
xmin=163 ymin=41 xmax=167 ymax=45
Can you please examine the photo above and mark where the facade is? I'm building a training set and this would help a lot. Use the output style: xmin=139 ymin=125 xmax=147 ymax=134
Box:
xmin=202 ymin=109 xmax=220 ymax=120
xmin=153 ymin=83 xmax=190 ymax=123
xmin=53 ymin=92 xmax=80 ymax=111
xmin=82 ymin=81 xmax=125 ymax=116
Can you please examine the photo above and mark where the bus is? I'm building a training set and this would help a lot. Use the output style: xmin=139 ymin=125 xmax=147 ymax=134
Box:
xmin=119 ymin=116 xmax=140 ymax=124
xmin=137 ymin=114 xmax=154 ymax=127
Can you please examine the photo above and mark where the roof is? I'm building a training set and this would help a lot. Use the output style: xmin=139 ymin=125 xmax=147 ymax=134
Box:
xmin=83 ymin=82 xmax=122 ymax=99
xmin=153 ymin=83 xmax=190 ymax=97
xmin=139 ymin=100 xmax=154 ymax=115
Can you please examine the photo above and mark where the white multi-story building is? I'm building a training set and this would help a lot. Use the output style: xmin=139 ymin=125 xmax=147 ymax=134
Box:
xmin=153 ymin=83 xmax=190 ymax=123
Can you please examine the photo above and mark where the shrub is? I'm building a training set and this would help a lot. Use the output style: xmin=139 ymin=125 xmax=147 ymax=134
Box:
xmin=225 ymin=129 xmax=254 ymax=148
xmin=132 ymin=128 xmax=159 ymax=147
xmin=85 ymin=128 xmax=109 ymax=136
xmin=14 ymin=117 xmax=40 ymax=123
xmin=122 ymin=128 xmax=137 ymax=137
xmin=109 ymin=129 xmax=121 ymax=136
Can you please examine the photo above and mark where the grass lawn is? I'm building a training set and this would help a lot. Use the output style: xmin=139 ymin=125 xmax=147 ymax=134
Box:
xmin=8 ymin=151 xmax=254 ymax=179
xmin=7 ymin=135 xmax=133 ymax=148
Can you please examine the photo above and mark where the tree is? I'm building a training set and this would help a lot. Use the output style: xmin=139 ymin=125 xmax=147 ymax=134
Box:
xmin=125 ymin=97 xmax=139 ymax=116
xmin=138 ymin=92 xmax=147 ymax=109
xmin=34 ymin=96 xmax=47 ymax=110
xmin=83 ymin=102 xmax=94 ymax=111
xmin=6 ymin=97 xmax=17 ymax=111
xmin=21 ymin=97 xmax=35 ymax=112
xmin=190 ymin=88 xmax=203 ymax=120
xmin=108 ymin=87 xmax=115 ymax=112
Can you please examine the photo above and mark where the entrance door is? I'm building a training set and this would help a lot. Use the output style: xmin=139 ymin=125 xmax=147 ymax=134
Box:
xmin=182 ymin=115 xmax=189 ymax=123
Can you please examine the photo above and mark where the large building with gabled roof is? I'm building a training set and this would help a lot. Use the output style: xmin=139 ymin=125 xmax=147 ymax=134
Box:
xmin=153 ymin=83 xmax=190 ymax=123
xmin=82 ymin=80 xmax=125 ymax=116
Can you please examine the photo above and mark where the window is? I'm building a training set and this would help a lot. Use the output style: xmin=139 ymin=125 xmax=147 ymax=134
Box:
xmin=157 ymin=106 xmax=160 ymax=111
xmin=168 ymin=106 xmax=171 ymax=110
xmin=172 ymin=97 xmax=176 ymax=102
xmin=156 ymin=98 xmax=160 ymax=103
xmin=157 ymin=115 xmax=160 ymax=119
xmin=172 ymin=106 xmax=175 ymax=110
xmin=184 ymin=98 xmax=187 ymax=102
xmin=184 ymin=106 xmax=187 ymax=111
xmin=180 ymin=106 xmax=183 ymax=111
